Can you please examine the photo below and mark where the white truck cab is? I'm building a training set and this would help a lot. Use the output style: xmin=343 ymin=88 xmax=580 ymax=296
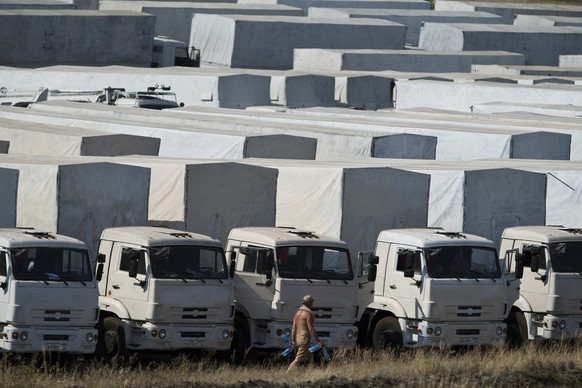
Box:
xmin=358 ymin=228 xmax=508 ymax=349
xmin=226 ymin=227 xmax=359 ymax=360
xmin=500 ymin=226 xmax=582 ymax=344
xmin=95 ymin=226 xmax=234 ymax=359
xmin=0 ymin=228 xmax=98 ymax=355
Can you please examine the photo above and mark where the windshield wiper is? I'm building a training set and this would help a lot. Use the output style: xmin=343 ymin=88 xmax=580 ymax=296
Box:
xmin=465 ymin=270 xmax=496 ymax=282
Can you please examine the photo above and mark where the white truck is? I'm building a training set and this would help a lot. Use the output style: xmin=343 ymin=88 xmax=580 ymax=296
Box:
xmin=0 ymin=228 xmax=98 ymax=356
xmin=357 ymin=228 xmax=509 ymax=349
xmin=95 ymin=226 xmax=234 ymax=359
xmin=225 ymin=227 xmax=359 ymax=361
xmin=500 ymin=226 xmax=582 ymax=344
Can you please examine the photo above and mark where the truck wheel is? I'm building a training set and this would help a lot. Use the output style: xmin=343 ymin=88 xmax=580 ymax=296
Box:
xmin=230 ymin=316 xmax=251 ymax=365
xmin=372 ymin=317 xmax=403 ymax=352
xmin=98 ymin=317 xmax=128 ymax=361
xmin=507 ymin=311 xmax=528 ymax=347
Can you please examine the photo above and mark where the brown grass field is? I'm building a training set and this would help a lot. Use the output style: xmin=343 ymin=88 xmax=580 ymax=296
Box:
xmin=4 ymin=342 xmax=582 ymax=387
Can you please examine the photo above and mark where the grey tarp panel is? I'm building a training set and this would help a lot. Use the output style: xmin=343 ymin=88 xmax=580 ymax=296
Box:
xmin=270 ymin=74 xmax=335 ymax=107
xmin=511 ymin=132 xmax=570 ymax=160
xmin=463 ymin=168 xmax=546 ymax=247
xmin=0 ymin=155 xmax=149 ymax=257
xmin=99 ymin=0 xmax=304 ymax=43
xmin=244 ymin=134 xmax=317 ymax=159
xmin=0 ymin=118 xmax=160 ymax=156
xmin=0 ymin=140 xmax=8 ymax=153
xmin=190 ymin=14 xmax=406 ymax=69
xmin=240 ymin=159 xmax=430 ymax=256
xmin=0 ymin=0 xmax=75 ymax=10
xmin=418 ymin=23 xmax=582 ymax=66
xmin=335 ymin=75 xmax=394 ymax=109
xmin=0 ymin=167 xmax=18 ymax=227
xmin=372 ymin=133 xmax=437 ymax=159
xmin=0 ymin=10 xmax=155 ymax=67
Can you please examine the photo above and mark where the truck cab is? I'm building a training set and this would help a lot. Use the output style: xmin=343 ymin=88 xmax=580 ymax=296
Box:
xmin=500 ymin=226 xmax=582 ymax=344
xmin=226 ymin=227 xmax=359 ymax=360
xmin=0 ymin=228 xmax=98 ymax=356
xmin=95 ymin=226 xmax=234 ymax=359
xmin=358 ymin=228 xmax=508 ymax=349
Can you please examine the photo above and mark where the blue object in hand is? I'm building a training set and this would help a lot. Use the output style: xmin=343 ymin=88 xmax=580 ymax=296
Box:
xmin=281 ymin=347 xmax=293 ymax=357
xmin=308 ymin=344 xmax=321 ymax=353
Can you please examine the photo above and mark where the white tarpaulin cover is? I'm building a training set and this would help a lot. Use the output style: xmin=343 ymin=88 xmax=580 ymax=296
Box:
xmin=307 ymin=8 xmax=505 ymax=46
xmin=0 ymin=117 xmax=160 ymax=156
xmin=89 ymin=156 xmax=279 ymax=245
xmin=240 ymin=159 xmax=430 ymax=256
xmin=0 ymin=154 xmax=149 ymax=256
xmin=418 ymin=23 xmax=582 ymax=66
xmin=293 ymin=48 xmax=524 ymax=73
xmin=240 ymin=0 xmax=431 ymax=11
xmin=1 ymin=103 xmax=316 ymax=159
xmin=0 ymin=167 xmax=18 ymax=228
xmin=0 ymin=66 xmax=272 ymax=108
xmin=190 ymin=14 xmax=407 ymax=69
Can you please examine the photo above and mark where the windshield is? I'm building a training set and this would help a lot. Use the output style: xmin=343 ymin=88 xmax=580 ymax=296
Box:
xmin=149 ymin=245 xmax=227 ymax=280
xmin=276 ymin=246 xmax=353 ymax=280
xmin=549 ymin=242 xmax=582 ymax=273
xmin=11 ymin=247 xmax=92 ymax=282
xmin=424 ymin=246 xmax=500 ymax=279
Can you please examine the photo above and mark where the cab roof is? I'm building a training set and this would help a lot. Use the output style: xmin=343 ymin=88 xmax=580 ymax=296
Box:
xmin=99 ymin=226 xmax=222 ymax=248
xmin=227 ymin=227 xmax=348 ymax=248
xmin=0 ymin=228 xmax=87 ymax=249
xmin=377 ymin=228 xmax=495 ymax=249
xmin=501 ymin=226 xmax=582 ymax=244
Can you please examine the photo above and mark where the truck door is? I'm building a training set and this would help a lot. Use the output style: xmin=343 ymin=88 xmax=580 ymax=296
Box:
xmin=106 ymin=243 xmax=148 ymax=316
xmin=518 ymin=242 xmax=549 ymax=311
xmin=0 ymin=251 xmax=8 ymax=323
xmin=385 ymin=244 xmax=423 ymax=318
xmin=233 ymin=245 xmax=273 ymax=320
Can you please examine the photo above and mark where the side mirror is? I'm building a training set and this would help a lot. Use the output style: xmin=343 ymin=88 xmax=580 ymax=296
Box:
xmin=229 ymin=251 xmax=236 ymax=279
xmin=403 ymin=251 xmax=415 ymax=278
xmin=0 ymin=276 xmax=6 ymax=290
xmin=128 ymin=256 xmax=139 ymax=278
xmin=95 ymin=263 xmax=104 ymax=282
xmin=514 ymin=253 xmax=524 ymax=279
xmin=367 ymin=264 xmax=377 ymax=282
xmin=97 ymin=253 xmax=106 ymax=263
xmin=529 ymin=246 xmax=540 ymax=273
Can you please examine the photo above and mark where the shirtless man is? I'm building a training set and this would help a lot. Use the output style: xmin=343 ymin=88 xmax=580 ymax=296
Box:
xmin=287 ymin=295 xmax=324 ymax=371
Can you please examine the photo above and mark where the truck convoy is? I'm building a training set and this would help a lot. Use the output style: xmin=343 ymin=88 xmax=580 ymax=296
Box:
xmin=500 ymin=226 xmax=582 ymax=345
xmin=225 ymin=227 xmax=360 ymax=361
xmin=357 ymin=228 xmax=509 ymax=349
xmin=94 ymin=226 xmax=234 ymax=359
xmin=0 ymin=228 xmax=98 ymax=356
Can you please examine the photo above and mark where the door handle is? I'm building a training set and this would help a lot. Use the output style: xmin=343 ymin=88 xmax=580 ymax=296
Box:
xmin=389 ymin=284 xmax=396 ymax=289
xmin=112 ymin=284 xmax=120 ymax=289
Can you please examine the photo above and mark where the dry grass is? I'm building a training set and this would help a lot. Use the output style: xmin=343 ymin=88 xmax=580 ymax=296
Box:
xmin=2 ymin=343 xmax=582 ymax=387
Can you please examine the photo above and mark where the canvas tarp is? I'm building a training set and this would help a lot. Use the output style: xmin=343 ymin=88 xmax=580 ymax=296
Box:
xmin=0 ymin=117 xmax=159 ymax=156
xmin=101 ymin=156 xmax=278 ymax=245
xmin=0 ymin=154 xmax=149 ymax=257
xmin=240 ymin=159 xmax=430 ymax=256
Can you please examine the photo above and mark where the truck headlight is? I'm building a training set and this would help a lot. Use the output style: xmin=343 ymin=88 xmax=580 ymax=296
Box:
xmin=346 ymin=329 xmax=354 ymax=339
xmin=86 ymin=333 xmax=94 ymax=343
xmin=496 ymin=326 xmax=504 ymax=336
xmin=20 ymin=331 xmax=28 ymax=341
xmin=559 ymin=321 xmax=567 ymax=330
xmin=283 ymin=328 xmax=291 ymax=337
xmin=434 ymin=327 xmax=442 ymax=337
xmin=222 ymin=329 xmax=230 ymax=339
xmin=159 ymin=329 xmax=167 ymax=339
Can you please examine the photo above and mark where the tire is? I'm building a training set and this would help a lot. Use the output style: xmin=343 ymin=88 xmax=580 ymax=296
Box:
xmin=372 ymin=317 xmax=403 ymax=352
xmin=97 ymin=317 xmax=128 ymax=361
xmin=230 ymin=316 xmax=251 ymax=365
xmin=507 ymin=311 xmax=528 ymax=347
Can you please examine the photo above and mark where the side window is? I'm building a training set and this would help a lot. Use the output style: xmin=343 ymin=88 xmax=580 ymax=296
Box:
xmin=0 ymin=252 xmax=6 ymax=276
xmin=241 ymin=249 xmax=257 ymax=273
xmin=395 ymin=251 xmax=421 ymax=274
xmin=119 ymin=248 xmax=145 ymax=275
